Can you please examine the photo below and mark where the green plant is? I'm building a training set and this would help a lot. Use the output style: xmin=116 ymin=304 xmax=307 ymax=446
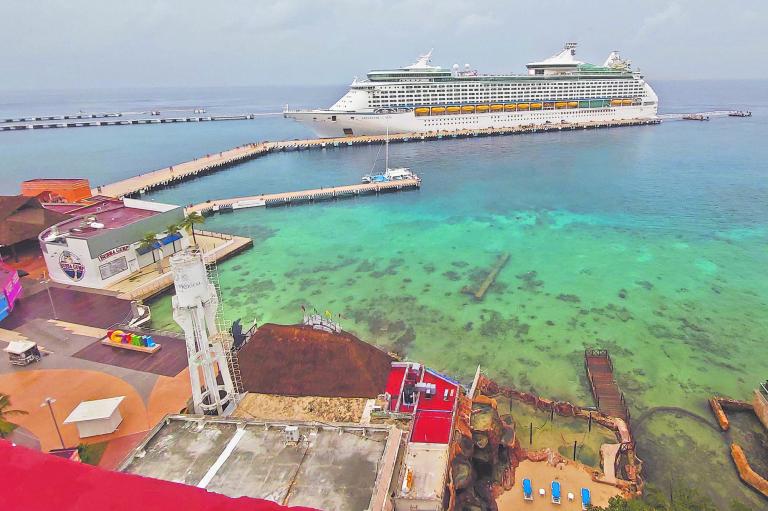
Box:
xmin=0 ymin=393 xmax=28 ymax=438
xmin=179 ymin=212 xmax=205 ymax=245
xmin=138 ymin=232 xmax=164 ymax=274
xmin=77 ymin=441 xmax=108 ymax=465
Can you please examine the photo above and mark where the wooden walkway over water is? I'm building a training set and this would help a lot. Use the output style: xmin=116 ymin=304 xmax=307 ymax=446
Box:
xmin=188 ymin=178 xmax=421 ymax=214
xmin=585 ymin=349 xmax=630 ymax=422
xmin=96 ymin=118 xmax=660 ymax=199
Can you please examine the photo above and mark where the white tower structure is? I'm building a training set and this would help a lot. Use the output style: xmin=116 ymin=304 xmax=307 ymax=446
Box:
xmin=171 ymin=249 xmax=238 ymax=415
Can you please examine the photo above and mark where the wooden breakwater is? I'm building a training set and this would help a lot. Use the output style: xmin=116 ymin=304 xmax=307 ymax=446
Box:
xmin=96 ymin=118 xmax=660 ymax=199
xmin=188 ymin=178 xmax=422 ymax=215
xmin=462 ymin=253 xmax=510 ymax=300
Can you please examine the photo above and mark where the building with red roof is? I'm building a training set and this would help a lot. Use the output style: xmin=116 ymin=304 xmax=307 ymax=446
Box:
xmin=0 ymin=440 xmax=317 ymax=511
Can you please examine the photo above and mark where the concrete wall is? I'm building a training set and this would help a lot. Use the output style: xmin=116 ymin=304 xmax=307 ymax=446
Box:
xmin=75 ymin=409 xmax=123 ymax=438
xmin=753 ymin=389 xmax=768 ymax=430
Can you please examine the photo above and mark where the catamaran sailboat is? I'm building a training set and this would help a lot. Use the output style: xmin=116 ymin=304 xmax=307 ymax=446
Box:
xmin=361 ymin=125 xmax=418 ymax=183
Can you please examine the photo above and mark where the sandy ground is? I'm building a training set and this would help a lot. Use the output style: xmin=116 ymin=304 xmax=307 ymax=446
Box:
xmin=496 ymin=460 xmax=621 ymax=511
xmin=232 ymin=392 xmax=367 ymax=423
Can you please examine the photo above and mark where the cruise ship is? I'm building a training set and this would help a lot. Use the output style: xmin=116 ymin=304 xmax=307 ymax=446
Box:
xmin=284 ymin=43 xmax=658 ymax=138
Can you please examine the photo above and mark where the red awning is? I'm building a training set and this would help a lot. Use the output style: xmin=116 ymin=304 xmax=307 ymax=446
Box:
xmin=0 ymin=440 xmax=319 ymax=511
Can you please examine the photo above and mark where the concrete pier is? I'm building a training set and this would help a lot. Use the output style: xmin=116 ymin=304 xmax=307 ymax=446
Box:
xmin=96 ymin=118 xmax=659 ymax=199
xmin=187 ymin=178 xmax=422 ymax=215
xmin=0 ymin=114 xmax=266 ymax=131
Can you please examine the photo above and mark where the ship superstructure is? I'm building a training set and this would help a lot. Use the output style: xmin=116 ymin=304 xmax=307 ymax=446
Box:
xmin=285 ymin=43 xmax=658 ymax=137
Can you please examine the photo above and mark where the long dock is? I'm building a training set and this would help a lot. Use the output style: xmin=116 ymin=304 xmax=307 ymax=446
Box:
xmin=585 ymin=349 xmax=630 ymax=423
xmin=188 ymin=178 xmax=422 ymax=214
xmin=0 ymin=114 xmax=268 ymax=131
xmin=97 ymin=118 xmax=660 ymax=199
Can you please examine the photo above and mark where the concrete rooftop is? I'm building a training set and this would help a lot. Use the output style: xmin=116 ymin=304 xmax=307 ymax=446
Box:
xmin=120 ymin=416 xmax=400 ymax=511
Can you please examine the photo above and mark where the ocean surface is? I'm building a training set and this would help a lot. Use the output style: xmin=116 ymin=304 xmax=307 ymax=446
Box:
xmin=2 ymin=81 xmax=767 ymax=508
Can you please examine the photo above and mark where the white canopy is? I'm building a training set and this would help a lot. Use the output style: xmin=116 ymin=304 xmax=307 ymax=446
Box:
xmin=4 ymin=340 xmax=37 ymax=355
xmin=64 ymin=396 xmax=125 ymax=424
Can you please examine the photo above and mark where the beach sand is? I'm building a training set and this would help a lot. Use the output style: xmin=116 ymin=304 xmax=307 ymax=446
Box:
xmin=496 ymin=460 xmax=621 ymax=511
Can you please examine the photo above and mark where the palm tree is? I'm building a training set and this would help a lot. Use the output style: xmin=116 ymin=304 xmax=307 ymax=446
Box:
xmin=138 ymin=232 xmax=164 ymax=274
xmin=179 ymin=212 xmax=205 ymax=246
xmin=0 ymin=393 xmax=27 ymax=439
xmin=166 ymin=222 xmax=180 ymax=235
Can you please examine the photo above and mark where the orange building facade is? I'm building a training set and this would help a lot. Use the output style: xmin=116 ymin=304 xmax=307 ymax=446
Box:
xmin=21 ymin=178 xmax=92 ymax=203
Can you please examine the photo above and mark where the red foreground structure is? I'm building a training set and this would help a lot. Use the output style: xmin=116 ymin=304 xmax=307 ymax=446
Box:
xmin=0 ymin=441 xmax=318 ymax=511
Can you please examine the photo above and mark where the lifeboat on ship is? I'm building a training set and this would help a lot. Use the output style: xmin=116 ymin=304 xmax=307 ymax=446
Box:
xmin=531 ymin=103 xmax=543 ymax=110
xmin=490 ymin=104 xmax=503 ymax=112
xmin=446 ymin=106 xmax=461 ymax=114
xmin=610 ymin=99 xmax=623 ymax=107
xmin=431 ymin=107 xmax=446 ymax=115
xmin=414 ymin=107 xmax=430 ymax=116
xmin=555 ymin=102 xmax=567 ymax=109
xmin=567 ymin=101 xmax=578 ymax=108
xmin=622 ymin=99 xmax=633 ymax=106
xmin=504 ymin=104 xmax=517 ymax=112
xmin=517 ymin=103 xmax=530 ymax=110
xmin=476 ymin=105 xmax=490 ymax=113
xmin=461 ymin=105 xmax=475 ymax=113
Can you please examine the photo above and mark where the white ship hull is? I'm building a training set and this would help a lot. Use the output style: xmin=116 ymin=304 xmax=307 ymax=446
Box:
xmin=285 ymin=105 xmax=658 ymax=138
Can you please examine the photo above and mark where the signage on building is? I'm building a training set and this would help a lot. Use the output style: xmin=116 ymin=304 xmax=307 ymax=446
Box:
xmin=59 ymin=251 xmax=85 ymax=281
xmin=98 ymin=244 xmax=130 ymax=262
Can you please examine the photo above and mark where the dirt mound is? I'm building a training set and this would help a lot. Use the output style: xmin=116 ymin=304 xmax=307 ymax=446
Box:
xmin=233 ymin=393 xmax=367 ymax=423
xmin=238 ymin=323 xmax=393 ymax=398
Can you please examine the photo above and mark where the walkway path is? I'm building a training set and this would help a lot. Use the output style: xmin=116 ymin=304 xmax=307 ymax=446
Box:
xmin=187 ymin=178 xmax=421 ymax=214
xmin=585 ymin=349 xmax=629 ymax=422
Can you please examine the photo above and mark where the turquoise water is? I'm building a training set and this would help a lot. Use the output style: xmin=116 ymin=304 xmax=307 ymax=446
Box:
xmin=147 ymin=112 xmax=767 ymax=509
xmin=3 ymin=83 xmax=767 ymax=508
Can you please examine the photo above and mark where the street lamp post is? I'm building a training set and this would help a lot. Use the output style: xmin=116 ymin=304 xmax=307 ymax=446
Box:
xmin=41 ymin=273 xmax=58 ymax=320
xmin=40 ymin=397 xmax=65 ymax=449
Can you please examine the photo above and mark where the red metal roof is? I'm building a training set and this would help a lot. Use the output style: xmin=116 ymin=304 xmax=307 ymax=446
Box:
xmin=384 ymin=363 xmax=459 ymax=444
xmin=409 ymin=369 xmax=459 ymax=444
xmin=0 ymin=440 xmax=318 ymax=511
xmin=409 ymin=410 xmax=454 ymax=444
xmin=42 ymin=199 xmax=160 ymax=240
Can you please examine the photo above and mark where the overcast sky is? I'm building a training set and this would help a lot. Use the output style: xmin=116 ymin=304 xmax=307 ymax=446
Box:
xmin=1 ymin=0 xmax=765 ymax=90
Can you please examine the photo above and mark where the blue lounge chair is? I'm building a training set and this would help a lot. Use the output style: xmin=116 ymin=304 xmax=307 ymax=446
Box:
xmin=581 ymin=487 xmax=591 ymax=510
xmin=523 ymin=478 xmax=533 ymax=501
xmin=551 ymin=481 xmax=561 ymax=504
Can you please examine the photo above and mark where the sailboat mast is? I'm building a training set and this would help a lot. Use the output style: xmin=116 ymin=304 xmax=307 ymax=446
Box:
xmin=385 ymin=122 xmax=389 ymax=171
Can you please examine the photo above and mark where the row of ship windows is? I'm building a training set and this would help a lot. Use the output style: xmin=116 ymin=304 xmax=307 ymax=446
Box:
xmin=368 ymin=89 xmax=642 ymax=98
xmin=370 ymin=93 xmax=642 ymax=100
xmin=422 ymin=110 xmax=622 ymax=124
xmin=373 ymin=85 xmax=641 ymax=92
xmin=370 ymin=89 xmax=642 ymax=96
xmin=379 ymin=80 xmax=638 ymax=87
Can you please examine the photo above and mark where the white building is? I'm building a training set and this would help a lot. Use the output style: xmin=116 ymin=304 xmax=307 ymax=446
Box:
xmin=39 ymin=197 xmax=191 ymax=289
